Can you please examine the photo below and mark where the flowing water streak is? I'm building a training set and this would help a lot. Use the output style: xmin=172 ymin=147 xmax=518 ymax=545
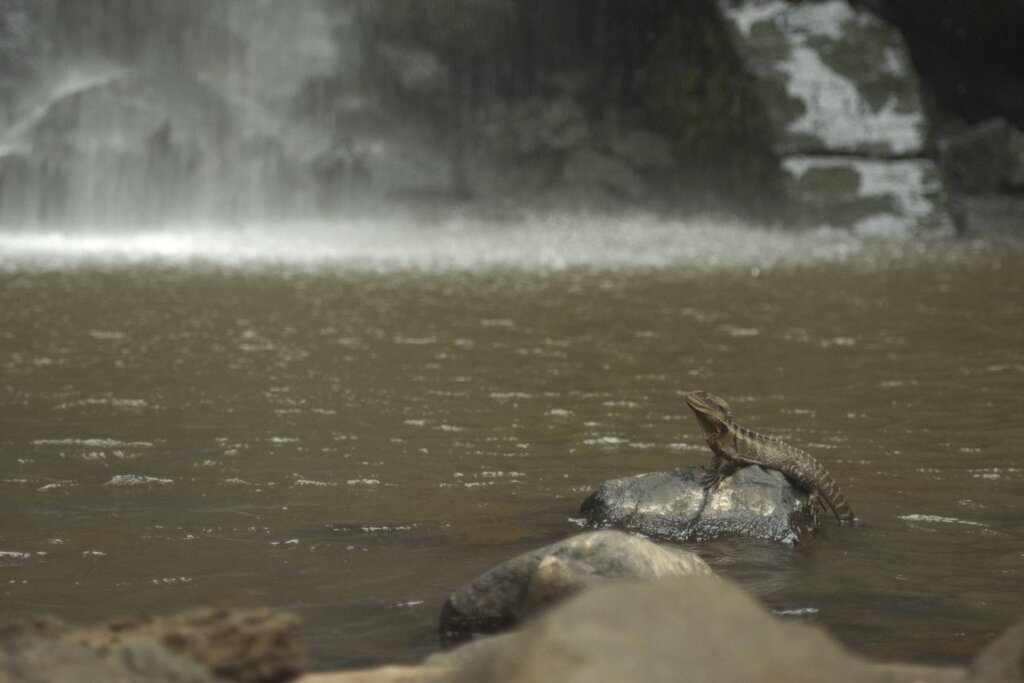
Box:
xmin=0 ymin=213 xmax=977 ymax=273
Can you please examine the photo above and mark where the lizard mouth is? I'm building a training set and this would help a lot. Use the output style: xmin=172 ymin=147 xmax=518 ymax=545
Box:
xmin=685 ymin=391 xmax=710 ymax=411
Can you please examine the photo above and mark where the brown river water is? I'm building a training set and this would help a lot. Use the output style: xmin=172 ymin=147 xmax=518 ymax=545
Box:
xmin=0 ymin=216 xmax=1022 ymax=670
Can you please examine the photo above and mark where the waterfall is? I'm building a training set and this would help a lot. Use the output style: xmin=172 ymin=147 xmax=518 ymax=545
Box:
xmin=0 ymin=0 xmax=356 ymax=227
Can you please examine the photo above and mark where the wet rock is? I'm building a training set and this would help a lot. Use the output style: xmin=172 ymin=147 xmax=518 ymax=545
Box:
xmin=971 ymin=617 xmax=1024 ymax=683
xmin=0 ymin=638 xmax=218 ymax=683
xmin=581 ymin=466 xmax=815 ymax=544
xmin=439 ymin=530 xmax=711 ymax=645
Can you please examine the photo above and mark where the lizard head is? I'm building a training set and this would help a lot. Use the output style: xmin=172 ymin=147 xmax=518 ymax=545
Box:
xmin=685 ymin=391 xmax=732 ymax=438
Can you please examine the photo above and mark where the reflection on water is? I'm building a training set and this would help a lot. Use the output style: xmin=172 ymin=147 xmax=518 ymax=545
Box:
xmin=0 ymin=219 xmax=1022 ymax=669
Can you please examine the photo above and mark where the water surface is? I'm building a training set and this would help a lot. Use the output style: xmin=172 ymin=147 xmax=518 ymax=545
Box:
xmin=1 ymin=218 xmax=1022 ymax=669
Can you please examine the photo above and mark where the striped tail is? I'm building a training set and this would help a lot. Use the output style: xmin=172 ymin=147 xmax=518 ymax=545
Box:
xmin=817 ymin=470 xmax=854 ymax=524
xmin=796 ymin=456 xmax=854 ymax=525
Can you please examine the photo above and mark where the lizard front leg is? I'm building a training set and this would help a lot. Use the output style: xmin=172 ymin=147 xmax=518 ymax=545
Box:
xmin=700 ymin=451 xmax=740 ymax=491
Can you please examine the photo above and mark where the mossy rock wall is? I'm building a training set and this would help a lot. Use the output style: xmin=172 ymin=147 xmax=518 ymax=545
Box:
xmin=718 ymin=0 xmax=953 ymax=234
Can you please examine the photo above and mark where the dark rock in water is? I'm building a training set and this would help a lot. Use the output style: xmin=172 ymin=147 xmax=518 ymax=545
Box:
xmin=581 ymin=466 xmax=816 ymax=544
xmin=0 ymin=608 xmax=305 ymax=683
xmin=940 ymin=118 xmax=1014 ymax=195
xmin=0 ymin=638 xmax=217 ymax=683
xmin=972 ymin=617 xmax=1024 ymax=683
xmin=439 ymin=530 xmax=712 ymax=646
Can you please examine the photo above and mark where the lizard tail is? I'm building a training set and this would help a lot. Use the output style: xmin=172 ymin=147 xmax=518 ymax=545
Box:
xmin=819 ymin=474 xmax=855 ymax=524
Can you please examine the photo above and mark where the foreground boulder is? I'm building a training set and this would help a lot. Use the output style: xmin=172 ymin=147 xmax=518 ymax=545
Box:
xmin=439 ymin=530 xmax=712 ymax=645
xmin=581 ymin=466 xmax=816 ymax=544
xmin=972 ymin=617 xmax=1024 ymax=682
xmin=0 ymin=609 xmax=305 ymax=683
xmin=301 ymin=576 xmax=967 ymax=683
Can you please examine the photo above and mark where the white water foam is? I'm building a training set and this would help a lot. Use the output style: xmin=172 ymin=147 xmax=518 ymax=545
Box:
xmin=0 ymin=213 xmax=939 ymax=273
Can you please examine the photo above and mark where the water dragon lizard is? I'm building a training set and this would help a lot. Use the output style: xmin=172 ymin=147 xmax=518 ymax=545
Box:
xmin=685 ymin=390 xmax=855 ymax=524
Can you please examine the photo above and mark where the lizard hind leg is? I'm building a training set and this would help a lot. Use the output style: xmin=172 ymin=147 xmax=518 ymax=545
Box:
xmin=805 ymin=490 xmax=821 ymax=528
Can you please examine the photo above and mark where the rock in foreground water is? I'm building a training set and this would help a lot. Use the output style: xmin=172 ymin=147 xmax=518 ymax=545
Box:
xmin=581 ymin=466 xmax=817 ymax=544
xmin=0 ymin=608 xmax=305 ymax=683
xmin=0 ymin=638 xmax=218 ymax=683
xmin=439 ymin=530 xmax=712 ymax=645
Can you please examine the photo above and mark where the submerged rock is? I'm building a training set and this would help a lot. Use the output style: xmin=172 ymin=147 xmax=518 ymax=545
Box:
xmin=439 ymin=530 xmax=711 ymax=646
xmin=581 ymin=466 xmax=816 ymax=544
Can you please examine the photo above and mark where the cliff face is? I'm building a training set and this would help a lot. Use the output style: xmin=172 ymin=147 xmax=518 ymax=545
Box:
xmin=0 ymin=0 xmax=1019 ymax=230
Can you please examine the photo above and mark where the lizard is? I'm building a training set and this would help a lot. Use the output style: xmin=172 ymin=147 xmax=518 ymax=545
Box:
xmin=685 ymin=390 xmax=855 ymax=525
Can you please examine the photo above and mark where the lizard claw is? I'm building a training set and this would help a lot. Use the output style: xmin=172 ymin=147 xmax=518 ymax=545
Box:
xmin=700 ymin=468 xmax=724 ymax=491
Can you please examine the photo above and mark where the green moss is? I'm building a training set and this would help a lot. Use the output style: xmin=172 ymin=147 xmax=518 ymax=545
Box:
xmin=816 ymin=24 xmax=921 ymax=114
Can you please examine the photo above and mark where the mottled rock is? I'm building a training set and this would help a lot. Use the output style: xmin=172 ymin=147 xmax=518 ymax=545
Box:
xmin=719 ymin=0 xmax=927 ymax=157
xmin=0 ymin=609 xmax=306 ymax=683
xmin=717 ymin=0 xmax=954 ymax=234
xmin=581 ymin=466 xmax=815 ymax=544
xmin=439 ymin=530 xmax=711 ymax=645
xmin=0 ymin=638 xmax=218 ymax=683
xmin=782 ymin=156 xmax=952 ymax=236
